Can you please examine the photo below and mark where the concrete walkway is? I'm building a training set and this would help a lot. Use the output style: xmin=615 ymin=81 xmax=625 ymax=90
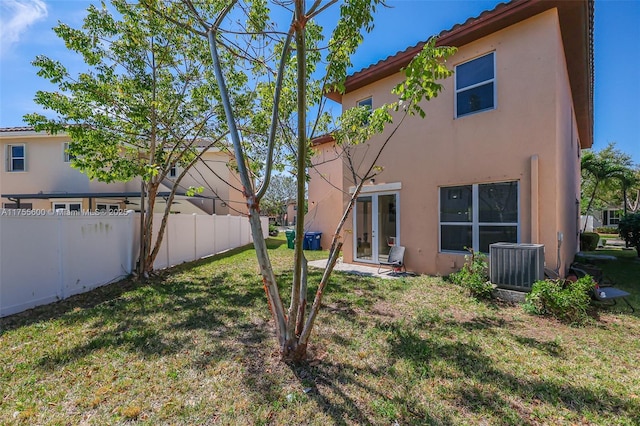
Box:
xmin=308 ymin=258 xmax=410 ymax=279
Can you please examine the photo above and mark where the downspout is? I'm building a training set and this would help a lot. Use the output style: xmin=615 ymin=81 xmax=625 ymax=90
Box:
xmin=530 ymin=154 xmax=539 ymax=244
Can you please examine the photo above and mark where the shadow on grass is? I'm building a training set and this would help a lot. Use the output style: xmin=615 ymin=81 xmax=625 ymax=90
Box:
xmin=270 ymin=303 xmax=637 ymax=425
xmin=35 ymin=267 xmax=271 ymax=370
xmin=3 ymin=241 xmax=277 ymax=373
xmin=8 ymin=236 xmax=637 ymax=423
xmin=377 ymin=320 xmax=639 ymax=423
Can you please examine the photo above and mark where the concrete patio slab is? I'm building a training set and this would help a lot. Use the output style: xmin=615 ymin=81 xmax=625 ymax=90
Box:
xmin=308 ymin=258 xmax=411 ymax=279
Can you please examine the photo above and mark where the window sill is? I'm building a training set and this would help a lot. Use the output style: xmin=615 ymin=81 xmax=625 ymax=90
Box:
xmin=455 ymin=106 xmax=496 ymax=119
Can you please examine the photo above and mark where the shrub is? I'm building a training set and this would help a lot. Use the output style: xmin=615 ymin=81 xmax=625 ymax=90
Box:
xmin=523 ymin=276 xmax=595 ymax=324
xmin=268 ymin=224 xmax=279 ymax=236
xmin=619 ymin=213 xmax=640 ymax=257
xmin=449 ymin=249 xmax=493 ymax=299
xmin=595 ymin=226 xmax=618 ymax=234
xmin=580 ymin=232 xmax=600 ymax=251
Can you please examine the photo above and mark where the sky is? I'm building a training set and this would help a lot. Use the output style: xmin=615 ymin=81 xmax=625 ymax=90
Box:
xmin=0 ymin=0 xmax=638 ymax=164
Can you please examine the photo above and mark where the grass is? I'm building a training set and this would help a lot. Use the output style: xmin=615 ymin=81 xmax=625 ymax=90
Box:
xmin=578 ymin=246 xmax=640 ymax=309
xmin=1 ymin=236 xmax=639 ymax=425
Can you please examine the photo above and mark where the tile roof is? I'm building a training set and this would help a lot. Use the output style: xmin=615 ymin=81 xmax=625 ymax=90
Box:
xmin=0 ymin=126 xmax=35 ymax=132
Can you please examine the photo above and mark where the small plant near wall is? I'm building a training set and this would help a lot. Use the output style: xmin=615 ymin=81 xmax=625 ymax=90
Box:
xmin=449 ymin=249 xmax=494 ymax=299
xmin=523 ymin=276 xmax=595 ymax=325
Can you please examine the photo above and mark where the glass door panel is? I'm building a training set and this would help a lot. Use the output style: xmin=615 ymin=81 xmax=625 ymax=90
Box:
xmin=377 ymin=194 xmax=397 ymax=263
xmin=355 ymin=196 xmax=373 ymax=260
xmin=354 ymin=192 xmax=399 ymax=263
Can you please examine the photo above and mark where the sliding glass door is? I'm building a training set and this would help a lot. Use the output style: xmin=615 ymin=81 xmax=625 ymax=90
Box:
xmin=354 ymin=192 xmax=399 ymax=263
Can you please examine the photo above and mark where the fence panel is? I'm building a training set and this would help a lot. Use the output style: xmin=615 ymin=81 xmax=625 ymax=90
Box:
xmin=1 ymin=212 xmax=134 ymax=317
xmin=195 ymin=214 xmax=216 ymax=258
xmin=1 ymin=215 xmax=61 ymax=317
xmin=215 ymin=215 xmax=231 ymax=253
xmin=61 ymin=214 xmax=134 ymax=298
xmin=167 ymin=214 xmax=196 ymax=267
xmin=1 ymin=212 xmax=267 ymax=317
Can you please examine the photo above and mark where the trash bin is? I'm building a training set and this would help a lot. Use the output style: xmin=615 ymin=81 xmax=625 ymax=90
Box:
xmin=304 ymin=232 xmax=322 ymax=250
xmin=285 ymin=229 xmax=295 ymax=249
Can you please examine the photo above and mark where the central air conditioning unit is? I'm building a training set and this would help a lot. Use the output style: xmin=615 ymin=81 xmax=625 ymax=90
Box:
xmin=489 ymin=243 xmax=545 ymax=291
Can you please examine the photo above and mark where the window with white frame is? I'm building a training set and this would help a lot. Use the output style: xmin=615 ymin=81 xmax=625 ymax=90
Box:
xmin=6 ymin=144 xmax=26 ymax=171
xmin=455 ymin=52 xmax=495 ymax=118
xmin=440 ymin=181 xmax=518 ymax=253
xmin=604 ymin=209 xmax=622 ymax=226
xmin=96 ymin=203 xmax=120 ymax=212
xmin=63 ymin=142 xmax=76 ymax=163
xmin=357 ymin=97 xmax=373 ymax=124
xmin=357 ymin=97 xmax=372 ymax=110
xmin=169 ymin=166 xmax=177 ymax=177
xmin=53 ymin=202 xmax=82 ymax=212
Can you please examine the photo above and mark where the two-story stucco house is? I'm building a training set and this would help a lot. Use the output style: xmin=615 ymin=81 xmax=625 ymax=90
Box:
xmin=307 ymin=0 xmax=593 ymax=277
xmin=0 ymin=127 xmax=245 ymax=215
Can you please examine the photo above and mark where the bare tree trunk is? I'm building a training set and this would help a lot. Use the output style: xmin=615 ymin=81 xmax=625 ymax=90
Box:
xmin=206 ymin=26 xmax=289 ymax=349
xmin=137 ymin=180 xmax=147 ymax=277
xmin=143 ymin=181 xmax=159 ymax=274
xmin=283 ymin=0 xmax=308 ymax=361
xmin=583 ymin=181 xmax=601 ymax=232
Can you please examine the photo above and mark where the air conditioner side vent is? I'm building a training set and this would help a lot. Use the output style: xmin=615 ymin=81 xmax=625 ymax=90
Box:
xmin=489 ymin=243 xmax=545 ymax=291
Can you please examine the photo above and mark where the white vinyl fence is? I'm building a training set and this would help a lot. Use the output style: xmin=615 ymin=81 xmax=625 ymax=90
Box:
xmin=0 ymin=211 xmax=267 ymax=317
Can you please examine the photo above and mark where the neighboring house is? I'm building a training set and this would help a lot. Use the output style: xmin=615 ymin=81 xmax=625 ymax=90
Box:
xmin=308 ymin=0 xmax=593 ymax=276
xmin=599 ymin=208 xmax=623 ymax=228
xmin=285 ymin=199 xmax=298 ymax=226
xmin=1 ymin=127 xmax=245 ymax=215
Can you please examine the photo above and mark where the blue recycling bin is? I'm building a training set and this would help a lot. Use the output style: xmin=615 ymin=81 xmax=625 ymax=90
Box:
xmin=304 ymin=232 xmax=322 ymax=250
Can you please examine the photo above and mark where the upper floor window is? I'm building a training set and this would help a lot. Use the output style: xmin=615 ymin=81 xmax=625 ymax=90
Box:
xmin=357 ymin=97 xmax=372 ymax=111
xmin=455 ymin=52 xmax=495 ymax=118
xmin=6 ymin=144 xmax=26 ymax=171
xmin=357 ymin=97 xmax=373 ymax=124
xmin=169 ymin=166 xmax=177 ymax=177
xmin=63 ymin=142 xmax=76 ymax=163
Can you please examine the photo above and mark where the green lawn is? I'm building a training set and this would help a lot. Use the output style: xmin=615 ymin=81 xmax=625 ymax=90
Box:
xmin=578 ymin=247 xmax=640 ymax=309
xmin=1 ymin=236 xmax=639 ymax=425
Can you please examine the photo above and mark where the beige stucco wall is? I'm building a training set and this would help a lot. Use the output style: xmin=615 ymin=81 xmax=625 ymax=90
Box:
xmin=0 ymin=131 xmax=127 ymax=211
xmin=553 ymin=15 xmax=582 ymax=275
xmin=1 ymin=131 xmax=244 ymax=216
xmin=306 ymin=141 xmax=345 ymax=250
xmin=166 ymin=150 xmax=244 ymax=216
xmin=311 ymin=9 xmax=582 ymax=276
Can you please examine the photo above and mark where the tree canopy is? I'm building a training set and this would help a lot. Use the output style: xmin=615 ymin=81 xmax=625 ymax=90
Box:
xmin=581 ymin=142 xmax=639 ymax=218
xmin=24 ymin=0 xmax=246 ymax=274
xmin=261 ymin=174 xmax=297 ymax=222
xmin=140 ymin=0 xmax=456 ymax=362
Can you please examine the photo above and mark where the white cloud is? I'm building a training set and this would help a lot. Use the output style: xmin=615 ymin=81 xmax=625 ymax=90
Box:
xmin=0 ymin=0 xmax=48 ymax=53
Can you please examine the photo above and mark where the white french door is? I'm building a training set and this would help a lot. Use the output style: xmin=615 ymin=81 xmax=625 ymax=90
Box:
xmin=354 ymin=192 xmax=399 ymax=264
